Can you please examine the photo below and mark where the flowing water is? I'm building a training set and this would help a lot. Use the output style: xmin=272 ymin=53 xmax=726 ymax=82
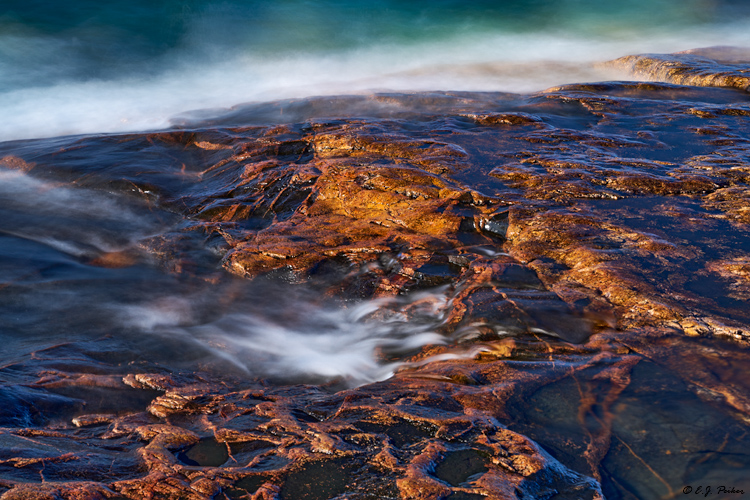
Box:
xmin=1 ymin=0 xmax=749 ymax=140
xmin=0 ymin=168 xmax=459 ymax=389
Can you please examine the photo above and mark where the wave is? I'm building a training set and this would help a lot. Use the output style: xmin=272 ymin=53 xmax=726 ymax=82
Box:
xmin=1 ymin=21 xmax=749 ymax=142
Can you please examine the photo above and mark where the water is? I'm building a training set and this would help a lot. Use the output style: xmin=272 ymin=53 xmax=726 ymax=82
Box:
xmin=1 ymin=0 xmax=749 ymax=140
xmin=0 ymin=169 xmax=459 ymax=389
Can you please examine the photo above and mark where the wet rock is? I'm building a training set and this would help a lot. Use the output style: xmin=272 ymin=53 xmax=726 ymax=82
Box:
xmin=432 ymin=448 xmax=488 ymax=487
xmin=0 ymin=156 xmax=35 ymax=172
xmin=460 ymin=112 xmax=545 ymax=127
xmin=1 ymin=48 xmax=750 ymax=500
xmin=218 ymin=155 xmax=481 ymax=283
xmin=0 ymin=482 xmax=115 ymax=500
xmin=704 ymin=186 xmax=750 ymax=223
xmin=72 ymin=414 xmax=117 ymax=428
xmin=608 ymin=47 xmax=750 ymax=91
xmin=123 ymin=373 xmax=177 ymax=391
xmin=114 ymin=471 xmax=219 ymax=500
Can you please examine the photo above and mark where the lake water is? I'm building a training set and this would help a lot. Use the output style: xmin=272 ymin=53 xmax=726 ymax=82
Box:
xmin=1 ymin=0 xmax=749 ymax=140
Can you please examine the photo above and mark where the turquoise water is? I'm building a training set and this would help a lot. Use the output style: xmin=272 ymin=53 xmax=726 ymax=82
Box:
xmin=1 ymin=0 xmax=749 ymax=139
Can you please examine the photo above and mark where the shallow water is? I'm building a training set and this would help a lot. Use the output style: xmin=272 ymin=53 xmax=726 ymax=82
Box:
xmin=1 ymin=79 xmax=750 ymax=497
xmin=0 ymin=169 xmax=461 ymax=394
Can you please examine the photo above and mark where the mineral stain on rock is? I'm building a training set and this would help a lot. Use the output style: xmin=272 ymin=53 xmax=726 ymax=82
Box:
xmin=0 ymin=47 xmax=749 ymax=499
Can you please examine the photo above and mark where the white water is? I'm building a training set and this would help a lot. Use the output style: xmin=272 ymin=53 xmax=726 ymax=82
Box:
xmin=120 ymin=289 xmax=467 ymax=385
xmin=2 ymin=25 xmax=749 ymax=142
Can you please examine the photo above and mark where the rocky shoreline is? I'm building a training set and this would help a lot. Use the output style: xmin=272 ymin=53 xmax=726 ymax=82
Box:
xmin=1 ymin=48 xmax=749 ymax=499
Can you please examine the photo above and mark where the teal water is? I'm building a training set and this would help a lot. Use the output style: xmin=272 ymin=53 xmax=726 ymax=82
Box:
xmin=1 ymin=0 xmax=749 ymax=139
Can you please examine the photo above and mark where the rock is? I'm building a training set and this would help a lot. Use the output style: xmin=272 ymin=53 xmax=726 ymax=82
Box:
xmin=1 ymin=48 xmax=750 ymax=499
xmin=607 ymin=47 xmax=750 ymax=91
xmin=72 ymin=414 xmax=117 ymax=427
xmin=0 ymin=482 xmax=115 ymax=500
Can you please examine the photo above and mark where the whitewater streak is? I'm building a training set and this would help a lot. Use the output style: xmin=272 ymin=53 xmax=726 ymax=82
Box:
xmin=2 ymin=25 xmax=749 ymax=142
xmin=118 ymin=288 xmax=479 ymax=386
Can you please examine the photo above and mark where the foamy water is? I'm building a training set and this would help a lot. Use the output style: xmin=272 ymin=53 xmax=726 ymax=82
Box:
xmin=1 ymin=0 xmax=749 ymax=141
xmin=119 ymin=290 xmax=460 ymax=385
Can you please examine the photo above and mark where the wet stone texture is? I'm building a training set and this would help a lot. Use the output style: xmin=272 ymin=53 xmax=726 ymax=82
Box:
xmin=1 ymin=47 xmax=750 ymax=499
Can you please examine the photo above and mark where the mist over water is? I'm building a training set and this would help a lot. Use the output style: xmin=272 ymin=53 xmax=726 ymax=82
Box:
xmin=1 ymin=0 xmax=750 ymax=140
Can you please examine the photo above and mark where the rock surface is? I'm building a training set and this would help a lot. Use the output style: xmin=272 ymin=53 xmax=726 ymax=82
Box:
xmin=1 ymin=48 xmax=750 ymax=499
